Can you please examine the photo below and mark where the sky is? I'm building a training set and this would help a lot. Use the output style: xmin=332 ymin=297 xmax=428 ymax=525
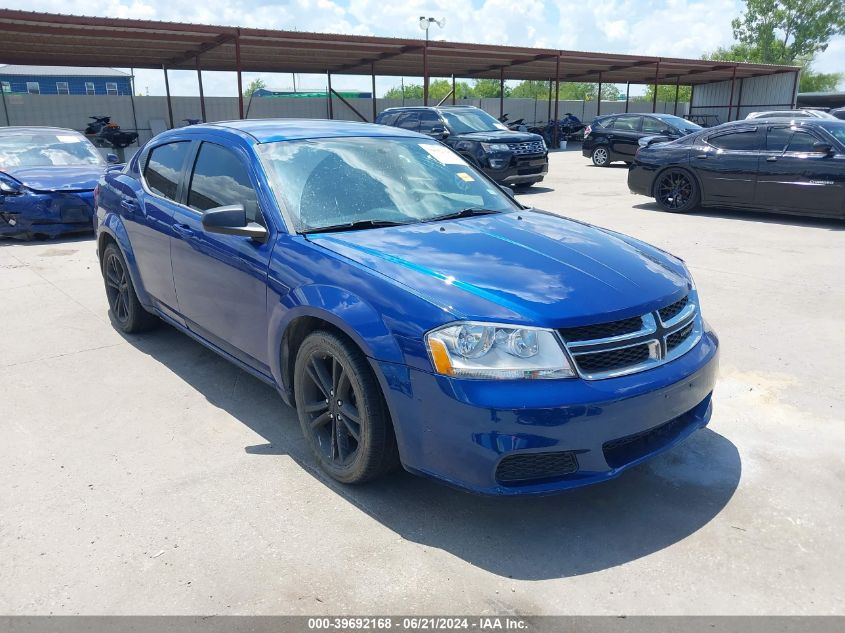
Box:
xmin=4 ymin=0 xmax=844 ymax=96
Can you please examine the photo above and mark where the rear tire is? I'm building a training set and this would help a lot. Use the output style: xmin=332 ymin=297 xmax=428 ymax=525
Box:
xmin=591 ymin=146 xmax=610 ymax=167
xmin=102 ymin=242 xmax=158 ymax=333
xmin=294 ymin=331 xmax=399 ymax=484
xmin=654 ymin=168 xmax=700 ymax=213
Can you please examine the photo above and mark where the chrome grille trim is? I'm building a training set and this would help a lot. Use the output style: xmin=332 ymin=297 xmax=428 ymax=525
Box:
xmin=558 ymin=292 xmax=702 ymax=380
xmin=507 ymin=141 xmax=545 ymax=155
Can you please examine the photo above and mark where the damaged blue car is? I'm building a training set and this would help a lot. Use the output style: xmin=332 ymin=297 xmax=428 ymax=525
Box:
xmin=0 ymin=126 xmax=115 ymax=240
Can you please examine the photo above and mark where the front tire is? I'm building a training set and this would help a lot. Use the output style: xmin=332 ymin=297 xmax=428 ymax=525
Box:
xmin=101 ymin=242 xmax=158 ymax=333
xmin=654 ymin=168 xmax=700 ymax=213
xmin=591 ymin=146 xmax=610 ymax=167
xmin=294 ymin=331 xmax=398 ymax=484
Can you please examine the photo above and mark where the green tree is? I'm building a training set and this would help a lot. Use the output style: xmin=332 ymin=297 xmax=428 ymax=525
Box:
xmin=472 ymin=78 xmax=510 ymax=98
xmin=731 ymin=0 xmax=845 ymax=64
xmin=557 ymin=82 xmax=623 ymax=101
xmin=797 ymin=67 xmax=843 ymax=92
xmin=383 ymin=83 xmax=424 ymax=99
xmin=510 ymin=80 xmax=551 ymax=99
xmin=243 ymin=78 xmax=266 ymax=98
xmin=642 ymin=84 xmax=693 ymax=103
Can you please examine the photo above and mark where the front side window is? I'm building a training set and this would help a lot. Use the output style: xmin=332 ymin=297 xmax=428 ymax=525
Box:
xmin=395 ymin=112 xmax=420 ymax=131
xmin=418 ymin=110 xmax=445 ymax=134
xmin=258 ymin=137 xmax=519 ymax=233
xmin=144 ymin=141 xmax=190 ymax=201
xmin=187 ymin=142 xmax=260 ymax=222
xmin=707 ymin=129 xmax=760 ymax=151
xmin=642 ymin=117 xmax=669 ymax=134
xmin=56 ymin=82 xmax=69 ymax=95
xmin=85 ymin=82 xmax=95 ymax=95
xmin=106 ymin=82 xmax=118 ymax=95
xmin=785 ymin=130 xmax=821 ymax=153
xmin=26 ymin=82 xmax=40 ymax=95
xmin=765 ymin=127 xmax=792 ymax=152
xmin=0 ymin=130 xmax=104 ymax=169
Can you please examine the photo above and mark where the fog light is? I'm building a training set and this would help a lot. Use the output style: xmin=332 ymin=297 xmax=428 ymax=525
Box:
xmin=489 ymin=158 xmax=507 ymax=169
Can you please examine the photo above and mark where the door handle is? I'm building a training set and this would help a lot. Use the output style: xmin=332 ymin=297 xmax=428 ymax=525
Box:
xmin=173 ymin=223 xmax=195 ymax=239
xmin=766 ymin=156 xmax=778 ymax=162
xmin=120 ymin=199 xmax=138 ymax=214
xmin=694 ymin=154 xmax=708 ymax=159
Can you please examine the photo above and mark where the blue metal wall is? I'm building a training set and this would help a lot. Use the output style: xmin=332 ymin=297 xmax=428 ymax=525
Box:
xmin=0 ymin=75 xmax=132 ymax=96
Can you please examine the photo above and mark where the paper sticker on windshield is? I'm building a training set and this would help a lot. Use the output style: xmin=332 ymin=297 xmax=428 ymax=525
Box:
xmin=456 ymin=172 xmax=475 ymax=182
xmin=419 ymin=143 xmax=466 ymax=165
xmin=56 ymin=135 xmax=81 ymax=143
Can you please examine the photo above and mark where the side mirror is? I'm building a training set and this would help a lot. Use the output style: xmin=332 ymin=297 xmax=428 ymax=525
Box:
xmin=812 ymin=142 xmax=834 ymax=155
xmin=106 ymin=153 xmax=120 ymax=164
xmin=201 ymin=204 xmax=268 ymax=243
xmin=429 ymin=126 xmax=449 ymax=140
xmin=497 ymin=183 xmax=516 ymax=199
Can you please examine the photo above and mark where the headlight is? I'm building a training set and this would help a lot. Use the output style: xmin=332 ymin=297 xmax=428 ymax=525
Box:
xmin=425 ymin=322 xmax=576 ymax=380
xmin=480 ymin=143 xmax=510 ymax=153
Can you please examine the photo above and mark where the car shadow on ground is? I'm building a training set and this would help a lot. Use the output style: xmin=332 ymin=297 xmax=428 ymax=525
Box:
xmin=514 ymin=186 xmax=554 ymax=195
xmin=122 ymin=323 xmax=741 ymax=581
xmin=632 ymin=201 xmax=845 ymax=230
xmin=0 ymin=232 xmax=95 ymax=248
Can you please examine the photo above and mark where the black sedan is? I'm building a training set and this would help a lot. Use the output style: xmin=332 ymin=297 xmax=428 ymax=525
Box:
xmin=628 ymin=118 xmax=845 ymax=219
xmin=582 ymin=114 xmax=701 ymax=166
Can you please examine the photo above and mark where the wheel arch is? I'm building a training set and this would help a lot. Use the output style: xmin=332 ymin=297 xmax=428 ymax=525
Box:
xmin=97 ymin=218 xmax=152 ymax=308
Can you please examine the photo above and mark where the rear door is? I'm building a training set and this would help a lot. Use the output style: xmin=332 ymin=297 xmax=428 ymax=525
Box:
xmin=605 ymin=115 xmax=642 ymax=160
xmin=169 ymin=139 xmax=275 ymax=372
xmin=130 ymin=140 xmax=192 ymax=322
xmin=693 ymin=127 xmax=762 ymax=206
xmin=755 ymin=125 xmax=845 ymax=216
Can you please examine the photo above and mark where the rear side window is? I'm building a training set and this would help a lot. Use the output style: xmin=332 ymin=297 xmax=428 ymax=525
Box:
xmin=765 ymin=127 xmax=792 ymax=152
xmin=707 ymin=130 xmax=760 ymax=151
xmin=611 ymin=115 xmax=641 ymax=132
xmin=187 ymin=142 xmax=260 ymax=222
xmin=144 ymin=141 xmax=190 ymax=201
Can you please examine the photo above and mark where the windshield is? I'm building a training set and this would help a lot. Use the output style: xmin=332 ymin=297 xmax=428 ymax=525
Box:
xmin=0 ymin=131 xmax=104 ymax=169
xmin=257 ymin=137 xmax=519 ymax=233
xmin=655 ymin=115 xmax=702 ymax=134
xmin=439 ymin=109 xmax=510 ymax=134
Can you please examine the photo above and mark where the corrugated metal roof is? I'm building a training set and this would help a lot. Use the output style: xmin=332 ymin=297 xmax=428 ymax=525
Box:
xmin=0 ymin=9 xmax=800 ymax=85
xmin=0 ymin=64 xmax=129 ymax=76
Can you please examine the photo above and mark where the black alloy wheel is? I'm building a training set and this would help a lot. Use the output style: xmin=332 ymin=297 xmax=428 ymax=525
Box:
xmin=655 ymin=169 xmax=700 ymax=213
xmin=294 ymin=331 xmax=398 ymax=484
xmin=101 ymin=242 xmax=158 ymax=333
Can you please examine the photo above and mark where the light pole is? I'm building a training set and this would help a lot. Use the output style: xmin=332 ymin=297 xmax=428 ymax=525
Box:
xmin=419 ymin=16 xmax=444 ymax=105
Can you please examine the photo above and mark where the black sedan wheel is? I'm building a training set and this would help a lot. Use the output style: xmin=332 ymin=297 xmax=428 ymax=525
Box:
xmin=101 ymin=242 xmax=157 ymax=333
xmin=655 ymin=169 xmax=700 ymax=213
xmin=591 ymin=146 xmax=610 ymax=167
xmin=294 ymin=331 xmax=398 ymax=484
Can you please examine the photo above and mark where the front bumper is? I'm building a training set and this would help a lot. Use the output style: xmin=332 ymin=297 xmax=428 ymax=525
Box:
xmin=482 ymin=153 xmax=548 ymax=185
xmin=377 ymin=328 xmax=719 ymax=495
xmin=0 ymin=190 xmax=95 ymax=239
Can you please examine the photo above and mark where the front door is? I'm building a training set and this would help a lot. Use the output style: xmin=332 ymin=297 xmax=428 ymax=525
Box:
xmin=755 ymin=125 xmax=845 ymax=217
xmin=170 ymin=140 xmax=274 ymax=373
xmin=693 ymin=127 xmax=762 ymax=206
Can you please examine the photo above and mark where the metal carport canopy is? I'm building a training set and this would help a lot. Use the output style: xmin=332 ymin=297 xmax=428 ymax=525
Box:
xmin=0 ymin=9 xmax=799 ymax=85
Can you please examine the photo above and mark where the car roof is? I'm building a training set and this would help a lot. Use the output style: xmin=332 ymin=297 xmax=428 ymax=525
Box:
xmin=0 ymin=126 xmax=83 ymax=136
xmin=380 ymin=105 xmax=481 ymax=112
xmin=182 ymin=118 xmax=429 ymax=143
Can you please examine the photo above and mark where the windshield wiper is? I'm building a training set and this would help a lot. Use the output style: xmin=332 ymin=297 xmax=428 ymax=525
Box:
xmin=425 ymin=207 xmax=503 ymax=223
xmin=303 ymin=219 xmax=408 ymax=235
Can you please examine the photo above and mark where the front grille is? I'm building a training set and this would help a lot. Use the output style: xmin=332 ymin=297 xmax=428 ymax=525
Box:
xmin=658 ymin=296 xmax=688 ymax=322
xmin=666 ymin=322 xmax=694 ymax=351
xmin=559 ymin=315 xmax=643 ymax=342
xmin=496 ymin=451 xmax=578 ymax=485
xmin=507 ymin=140 xmax=545 ymax=155
xmin=560 ymin=294 xmax=698 ymax=380
xmin=575 ymin=344 xmax=651 ymax=374
xmin=603 ymin=411 xmax=696 ymax=468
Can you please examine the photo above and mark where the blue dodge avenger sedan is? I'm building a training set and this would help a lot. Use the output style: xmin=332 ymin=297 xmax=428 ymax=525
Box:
xmin=95 ymin=119 xmax=718 ymax=495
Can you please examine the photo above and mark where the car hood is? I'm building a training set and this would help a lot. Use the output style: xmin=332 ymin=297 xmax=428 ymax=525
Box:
xmin=2 ymin=165 xmax=103 ymax=192
xmin=309 ymin=210 xmax=691 ymax=327
xmin=453 ymin=130 xmax=543 ymax=144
